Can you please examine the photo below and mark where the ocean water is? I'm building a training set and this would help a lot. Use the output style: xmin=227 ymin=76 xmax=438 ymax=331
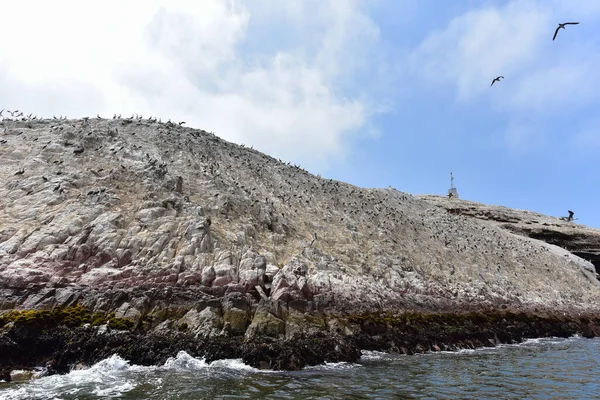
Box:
xmin=1 ymin=336 xmax=599 ymax=400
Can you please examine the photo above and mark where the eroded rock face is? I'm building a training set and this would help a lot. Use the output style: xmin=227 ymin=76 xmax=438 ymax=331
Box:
xmin=1 ymin=117 xmax=600 ymax=368
xmin=418 ymin=195 xmax=600 ymax=274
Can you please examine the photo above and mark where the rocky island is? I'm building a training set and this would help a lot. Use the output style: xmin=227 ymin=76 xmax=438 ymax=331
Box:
xmin=2 ymin=116 xmax=600 ymax=379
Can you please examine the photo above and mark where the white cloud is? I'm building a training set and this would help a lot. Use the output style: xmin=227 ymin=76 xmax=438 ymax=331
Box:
xmin=409 ymin=0 xmax=600 ymax=107
xmin=410 ymin=1 xmax=550 ymax=100
xmin=0 ymin=0 xmax=386 ymax=171
xmin=508 ymin=60 xmax=600 ymax=113
xmin=406 ymin=0 xmax=600 ymax=154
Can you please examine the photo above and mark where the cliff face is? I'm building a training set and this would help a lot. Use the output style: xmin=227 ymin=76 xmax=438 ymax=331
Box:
xmin=1 ymin=117 xmax=600 ymax=340
xmin=417 ymin=195 xmax=600 ymax=275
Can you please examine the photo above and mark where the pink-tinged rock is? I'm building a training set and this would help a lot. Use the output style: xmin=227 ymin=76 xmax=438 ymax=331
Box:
xmin=201 ymin=266 xmax=215 ymax=286
xmin=239 ymin=269 xmax=261 ymax=290
xmin=272 ymin=287 xmax=305 ymax=303
xmin=271 ymin=275 xmax=290 ymax=294
xmin=92 ymin=251 xmax=114 ymax=268
xmin=118 ymin=268 xmax=134 ymax=279
xmin=238 ymin=255 xmax=267 ymax=290
xmin=213 ymin=260 xmax=237 ymax=286
xmin=117 ymin=249 xmax=132 ymax=267
xmin=73 ymin=244 xmax=92 ymax=264
xmin=178 ymin=272 xmax=202 ymax=286
xmin=49 ymin=275 xmax=72 ymax=286
xmin=225 ymin=283 xmax=246 ymax=294
xmin=212 ymin=275 xmax=233 ymax=287
xmin=167 ymin=273 xmax=179 ymax=284
xmin=79 ymin=267 xmax=121 ymax=286
xmin=3 ymin=265 xmax=51 ymax=289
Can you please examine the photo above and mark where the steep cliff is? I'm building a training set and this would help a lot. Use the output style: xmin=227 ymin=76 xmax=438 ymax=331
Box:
xmin=1 ymin=116 xmax=600 ymax=373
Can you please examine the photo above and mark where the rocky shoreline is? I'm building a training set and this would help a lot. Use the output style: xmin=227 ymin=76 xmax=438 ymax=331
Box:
xmin=2 ymin=116 xmax=600 ymax=379
xmin=2 ymin=306 xmax=600 ymax=381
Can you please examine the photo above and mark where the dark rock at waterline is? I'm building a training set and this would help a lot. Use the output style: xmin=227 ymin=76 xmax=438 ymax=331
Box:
xmin=0 ymin=324 xmax=359 ymax=377
xmin=2 ymin=310 xmax=600 ymax=379
xmin=241 ymin=333 xmax=362 ymax=370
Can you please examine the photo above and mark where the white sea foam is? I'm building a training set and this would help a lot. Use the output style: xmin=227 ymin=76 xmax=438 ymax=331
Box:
xmin=304 ymin=361 xmax=362 ymax=371
xmin=360 ymin=350 xmax=389 ymax=360
xmin=0 ymin=352 xmax=275 ymax=400
xmin=521 ymin=337 xmax=546 ymax=345
xmin=161 ymin=350 xmax=263 ymax=373
xmin=0 ymin=355 xmax=139 ymax=400
xmin=0 ymin=354 xmax=178 ymax=400
xmin=92 ymin=381 xmax=136 ymax=397
xmin=89 ymin=353 xmax=132 ymax=372
xmin=428 ymin=335 xmax=582 ymax=358
xmin=207 ymin=358 xmax=262 ymax=372
xmin=162 ymin=351 xmax=209 ymax=370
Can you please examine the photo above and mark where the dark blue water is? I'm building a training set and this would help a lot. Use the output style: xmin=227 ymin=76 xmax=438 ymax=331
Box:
xmin=1 ymin=336 xmax=599 ymax=399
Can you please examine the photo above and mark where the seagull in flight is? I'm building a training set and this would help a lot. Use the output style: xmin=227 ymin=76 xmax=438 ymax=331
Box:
xmin=553 ymin=22 xmax=579 ymax=41
xmin=491 ymin=76 xmax=504 ymax=87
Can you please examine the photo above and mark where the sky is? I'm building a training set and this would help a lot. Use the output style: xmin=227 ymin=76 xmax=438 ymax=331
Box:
xmin=1 ymin=0 xmax=598 ymax=228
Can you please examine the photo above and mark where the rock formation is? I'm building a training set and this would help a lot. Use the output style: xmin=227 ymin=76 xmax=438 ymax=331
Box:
xmin=1 ymin=116 xmax=600 ymax=375
xmin=418 ymin=195 xmax=600 ymax=274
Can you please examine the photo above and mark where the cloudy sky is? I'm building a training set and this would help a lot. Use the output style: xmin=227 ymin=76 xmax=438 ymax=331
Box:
xmin=1 ymin=0 xmax=599 ymax=228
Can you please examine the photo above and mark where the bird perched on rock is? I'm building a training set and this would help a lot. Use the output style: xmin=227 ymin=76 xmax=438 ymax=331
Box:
xmin=553 ymin=22 xmax=579 ymax=40
xmin=491 ymin=76 xmax=504 ymax=86
xmin=568 ymin=210 xmax=574 ymax=221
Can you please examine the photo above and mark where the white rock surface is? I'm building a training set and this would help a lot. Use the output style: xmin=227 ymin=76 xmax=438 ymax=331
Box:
xmin=1 ymin=117 xmax=600 ymax=337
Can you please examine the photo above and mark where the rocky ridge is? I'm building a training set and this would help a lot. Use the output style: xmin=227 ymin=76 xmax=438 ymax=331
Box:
xmin=1 ymin=116 xmax=600 ymax=374
xmin=417 ymin=194 xmax=600 ymax=274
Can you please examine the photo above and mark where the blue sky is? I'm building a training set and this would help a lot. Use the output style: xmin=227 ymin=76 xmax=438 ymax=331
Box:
xmin=1 ymin=0 xmax=599 ymax=227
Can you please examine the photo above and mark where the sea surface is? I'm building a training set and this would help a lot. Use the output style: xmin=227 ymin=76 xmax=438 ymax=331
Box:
xmin=1 ymin=336 xmax=599 ymax=400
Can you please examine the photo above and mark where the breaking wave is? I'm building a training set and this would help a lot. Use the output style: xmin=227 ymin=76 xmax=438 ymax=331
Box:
xmin=0 ymin=352 xmax=264 ymax=400
xmin=1 ymin=337 xmax=594 ymax=400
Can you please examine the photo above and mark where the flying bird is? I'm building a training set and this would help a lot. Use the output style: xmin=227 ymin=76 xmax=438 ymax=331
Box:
xmin=491 ymin=76 xmax=504 ymax=86
xmin=553 ymin=22 xmax=579 ymax=41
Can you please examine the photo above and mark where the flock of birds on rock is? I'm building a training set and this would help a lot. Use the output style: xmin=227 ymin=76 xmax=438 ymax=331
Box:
xmin=490 ymin=21 xmax=579 ymax=86
xmin=0 ymin=110 xmax=187 ymax=127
